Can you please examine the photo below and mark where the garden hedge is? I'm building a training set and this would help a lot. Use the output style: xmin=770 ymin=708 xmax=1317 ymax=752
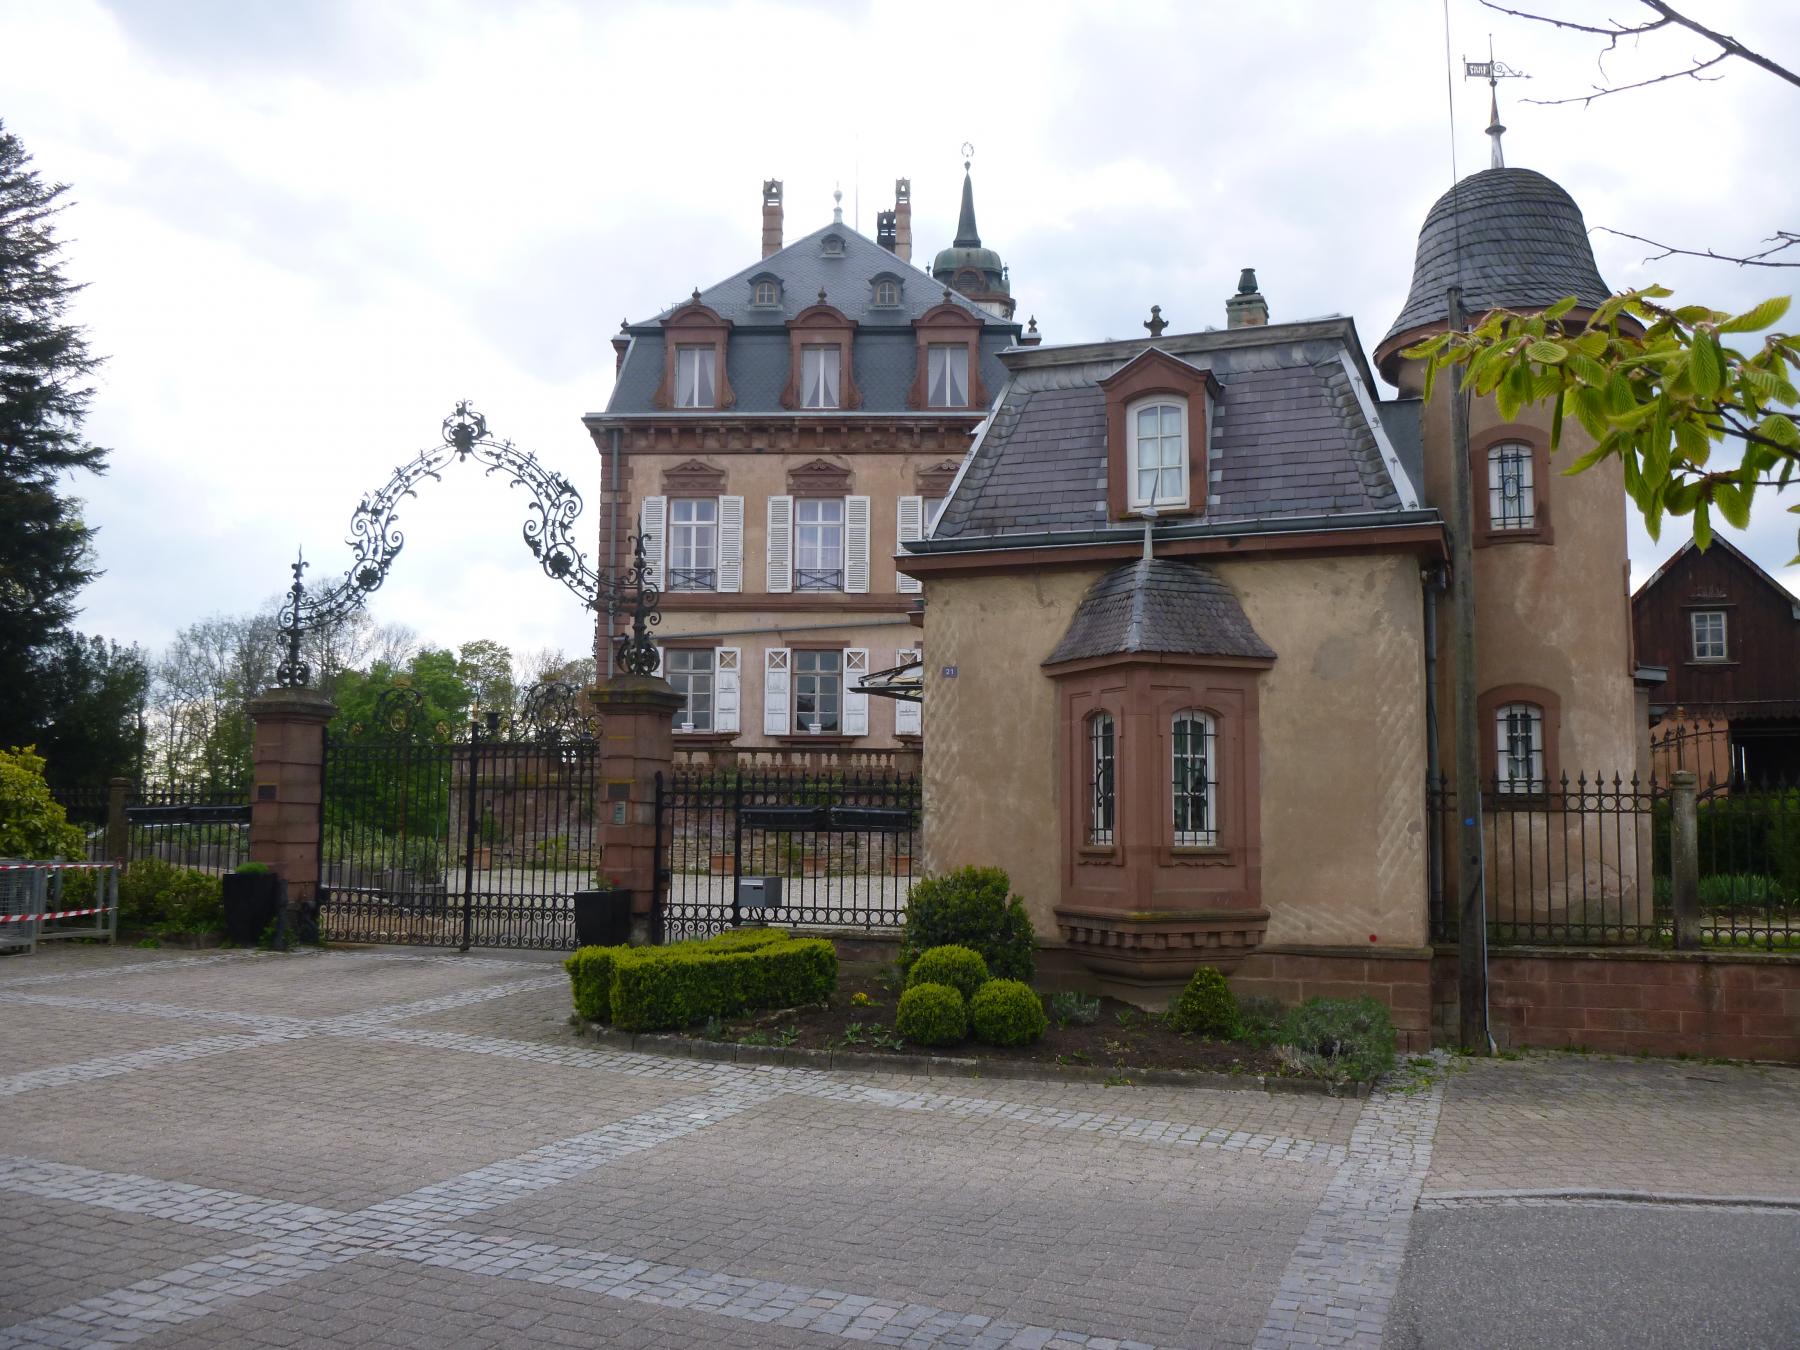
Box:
xmin=564 ymin=927 xmax=835 ymax=1032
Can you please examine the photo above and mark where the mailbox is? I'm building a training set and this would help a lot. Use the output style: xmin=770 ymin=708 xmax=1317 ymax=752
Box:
xmin=736 ymin=876 xmax=783 ymax=910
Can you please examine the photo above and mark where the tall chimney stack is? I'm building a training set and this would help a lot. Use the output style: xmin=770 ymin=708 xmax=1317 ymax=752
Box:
xmin=893 ymin=178 xmax=912 ymax=264
xmin=762 ymin=179 xmax=784 ymax=259
xmin=1226 ymin=267 xmax=1269 ymax=328
xmin=876 ymin=209 xmax=897 ymax=252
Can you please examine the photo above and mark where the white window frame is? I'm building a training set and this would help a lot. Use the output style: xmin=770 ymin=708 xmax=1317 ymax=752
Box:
xmin=667 ymin=497 xmax=718 ymax=590
xmin=874 ymin=279 xmax=899 ymax=307
xmin=1495 ymin=702 xmax=1546 ymax=795
xmin=927 ymin=343 xmax=970 ymax=408
xmin=674 ymin=345 xmax=716 ymax=408
xmin=665 ymin=649 xmax=715 ymax=732
xmin=1171 ymin=710 xmax=1217 ymax=847
xmin=753 ymin=280 xmax=778 ymax=306
xmin=1128 ymin=396 xmax=1188 ymax=509
xmin=801 ymin=344 xmax=841 ymax=409
xmin=1487 ymin=441 xmax=1536 ymax=531
xmin=793 ymin=649 xmax=842 ymax=734
xmin=794 ymin=498 xmax=845 ymax=589
xmin=1690 ymin=610 xmax=1728 ymax=661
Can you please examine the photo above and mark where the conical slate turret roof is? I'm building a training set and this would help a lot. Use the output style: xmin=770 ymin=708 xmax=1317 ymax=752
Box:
xmin=1375 ymin=167 xmax=1610 ymax=381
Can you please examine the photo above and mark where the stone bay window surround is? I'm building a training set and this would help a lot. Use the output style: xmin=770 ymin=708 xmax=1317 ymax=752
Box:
xmin=1043 ymin=558 xmax=1277 ymax=987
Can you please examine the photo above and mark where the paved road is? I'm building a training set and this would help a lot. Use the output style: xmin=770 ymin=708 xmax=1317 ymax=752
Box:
xmin=0 ymin=944 xmax=1795 ymax=1349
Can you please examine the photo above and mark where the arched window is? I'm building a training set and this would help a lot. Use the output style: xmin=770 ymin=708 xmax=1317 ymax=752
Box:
xmin=1495 ymin=702 xmax=1545 ymax=794
xmin=874 ymin=279 xmax=898 ymax=307
xmin=1172 ymin=710 xmax=1217 ymax=845
xmin=753 ymin=280 xmax=778 ymax=306
xmin=1487 ymin=441 xmax=1536 ymax=531
xmin=1088 ymin=711 xmax=1116 ymax=846
xmin=1129 ymin=397 xmax=1187 ymax=509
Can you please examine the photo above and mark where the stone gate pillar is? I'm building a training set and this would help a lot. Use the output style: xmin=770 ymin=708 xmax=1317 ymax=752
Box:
xmin=247 ymin=688 xmax=336 ymax=931
xmin=591 ymin=674 xmax=682 ymax=944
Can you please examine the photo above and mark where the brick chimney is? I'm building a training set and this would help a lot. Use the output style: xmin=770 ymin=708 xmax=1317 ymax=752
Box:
xmin=762 ymin=179 xmax=784 ymax=259
xmin=1226 ymin=267 xmax=1269 ymax=328
xmin=893 ymin=178 xmax=912 ymax=264
xmin=876 ymin=209 xmax=897 ymax=252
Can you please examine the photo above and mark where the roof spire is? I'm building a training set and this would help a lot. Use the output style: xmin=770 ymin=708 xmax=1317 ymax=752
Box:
xmin=954 ymin=141 xmax=981 ymax=248
xmin=1486 ymin=83 xmax=1506 ymax=170
xmin=1463 ymin=38 xmax=1527 ymax=172
xmin=832 ymin=184 xmax=843 ymax=224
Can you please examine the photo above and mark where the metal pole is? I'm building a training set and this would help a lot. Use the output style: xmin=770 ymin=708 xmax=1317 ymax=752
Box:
xmin=459 ymin=719 xmax=482 ymax=953
xmin=731 ymin=771 xmax=745 ymax=930
xmin=1670 ymin=770 xmax=1701 ymax=949
xmin=1423 ymin=566 xmax=1445 ymax=928
xmin=1447 ymin=285 xmax=1491 ymax=1052
xmin=606 ymin=427 xmax=621 ymax=680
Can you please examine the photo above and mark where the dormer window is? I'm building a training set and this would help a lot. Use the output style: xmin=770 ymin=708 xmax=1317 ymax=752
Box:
xmin=822 ymin=235 xmax=845 ymax=257
xmin=1129 ymin=397 xmax=1187 ymax=509
xmin=874 ymin=279 xmax=899 ymax=307
xmin=927 ymin=344 xmax=969 ymax=408
xmin=675 ymin=345 xmax=716 ymax=408
xmin=801 ymin=345 xmax=840 ymax=409
xmin=754 ymin=281 xmax=778 ymax=306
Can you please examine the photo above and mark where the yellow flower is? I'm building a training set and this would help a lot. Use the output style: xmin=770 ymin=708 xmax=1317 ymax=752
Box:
xmin=850 ymin=991 xmax=873 ymax=1007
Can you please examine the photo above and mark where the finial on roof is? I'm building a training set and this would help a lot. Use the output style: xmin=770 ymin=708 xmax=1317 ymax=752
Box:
xmin=833 ymin=185 xmax=843 ymax=224
xmin=954 ymin=141 xmax=981 ymax=248
xmin=619 ymin=317 xmax=629 ymax=331
xmin=1486 ymin=85 xmax=1507 ymax=170
xmin=818 ymin=286 xmax=827 ymax=305
xmin=944 ymin=286 xmax=953 ymax=303
xmin=1027 ymin=316 xmax=1038 ymax=334
xmin=1144 ymin=305 xmax=1168 ymax=338
xmin=690 ymin=287 xmax=701 ymax=304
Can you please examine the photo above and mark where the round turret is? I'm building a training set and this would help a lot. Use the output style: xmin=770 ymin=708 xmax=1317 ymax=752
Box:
xmin=932 ymin=166 xmax=1015 ymax=320
xmin=1374 ymin=167 xmax=1610 ymax=385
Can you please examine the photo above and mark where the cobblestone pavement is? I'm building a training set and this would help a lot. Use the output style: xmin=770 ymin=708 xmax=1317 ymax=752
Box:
xmin=0 ymin=946 xmax=1793 ymax=1349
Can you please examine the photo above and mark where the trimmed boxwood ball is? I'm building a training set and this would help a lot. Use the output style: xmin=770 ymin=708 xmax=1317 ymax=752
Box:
xmin=969 ymin=979 xmax=1048 ymax=1046
xmin=895 ymin=982 xmax=967 ymax=1047
xmin=900 ymin=865 xmax=1036 ymax=984
xmin=905 ymin=944 xmax=989 ymax=1001
xmin=1168 ymin=965 xmax=1240 ymax=1038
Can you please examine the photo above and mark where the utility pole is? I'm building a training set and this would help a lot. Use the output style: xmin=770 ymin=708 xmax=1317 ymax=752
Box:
xmin=1446 ymin=285 xmax=1490 ymax=1052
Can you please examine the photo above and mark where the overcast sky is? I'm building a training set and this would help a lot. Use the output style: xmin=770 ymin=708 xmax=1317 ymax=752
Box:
xmin=4 ymin=0 xmax=1798 ymax=673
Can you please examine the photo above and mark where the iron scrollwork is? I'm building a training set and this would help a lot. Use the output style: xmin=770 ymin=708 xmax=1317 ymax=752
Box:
xmin=275 ymin=402 xmax=605 ymax=687
xmin=612 ymin=531 xmax=663 ymax=677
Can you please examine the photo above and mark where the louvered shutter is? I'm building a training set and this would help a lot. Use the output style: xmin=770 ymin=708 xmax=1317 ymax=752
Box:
xmin=842 ymin=648 xmax=869 ymax=736
xmin=638 ymin=496 xmax=666 ymax=590
xmin=896 ymin=496 xmax=923 ymax=595
xmin=844 ymin=495 xmax=871 ymax=594
xmin=651 ymin=645 xmax=663 ymax=678
xmin=717 ymin=496 xmax=743 ymax=593
xmin=763 ymin=648 xmax=790 ymax=736
xmin=894 ymin=649 xmax=922 ymax=735
xmin=766 ymin=495 xmax=793 ymax=593
xmin=715 ymin=647 xmax=740 ymax=734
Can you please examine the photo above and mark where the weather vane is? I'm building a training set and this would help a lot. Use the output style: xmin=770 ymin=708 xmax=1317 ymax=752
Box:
xmin=1465 ymin=37 xmax=1528 ymax=170
xmin=960 ymin=141 xmax=974 ymax=170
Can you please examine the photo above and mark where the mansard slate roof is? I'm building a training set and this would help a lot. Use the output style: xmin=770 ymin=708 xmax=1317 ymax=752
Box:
xmin=1044 ymin=558 xmax=1276 ymax=666
xmin=604 ymin=222 xmax=1017 ymax=417
xmin=928 ymin=320 xmax=1424 ymax=545
xmin=1379 ymin=168 xmax=1611 ymax=359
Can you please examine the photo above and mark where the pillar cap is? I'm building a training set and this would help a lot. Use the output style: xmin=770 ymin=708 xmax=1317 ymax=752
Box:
xmin=590 ymin=674 xmax=684 ymax=713
xmin=247 ymin=688 xmax=338 ymax=723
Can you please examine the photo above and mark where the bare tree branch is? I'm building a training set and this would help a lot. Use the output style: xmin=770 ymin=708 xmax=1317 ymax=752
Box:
xmin=1643 ymin=0 xmax=1800 ymax=92
xmin=1478 ymin=3 xmax=1668 ymax=42
xmin=1595 ymin=227 xmax=1800 ymax=269
xmin=1527 ymin=52 xmax=1727 ymax=106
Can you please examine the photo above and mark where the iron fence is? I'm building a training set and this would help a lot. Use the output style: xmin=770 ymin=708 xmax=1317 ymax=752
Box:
xmin=51 ymin=780 xmax=251 ymax=874
xmin=1683 ymin=779 xmax=1800 ymax=950
xmin=656 ymin=767 xmax=920 ymax=940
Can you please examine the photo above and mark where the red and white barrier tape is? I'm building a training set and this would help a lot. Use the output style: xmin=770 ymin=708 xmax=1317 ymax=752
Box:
xmin=0 ymin=906 xmax=117 ymax=924
xmin=0 ymin=863 xmax=119 ymax=872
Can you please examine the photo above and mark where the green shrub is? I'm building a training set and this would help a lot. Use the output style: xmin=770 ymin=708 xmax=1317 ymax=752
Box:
xmin=900 ymin=865 xmax=1035 ymax=983
xmin=1234 ymin=995 xmax=1286 ymax=1046
xmin=1167 ymin=966 xmax=1240 ymax=1038
xmin=117 ymin=858 xmax=224 ymax=935
xmin=894 ymin=982 xmax=966 ymax=1046
xmin=1278 ymin=997 xmax=1397 ymax=1083
xmin=235 ymin=861 xmax=272 ymax=874
xmin=0 ymin=747 xmax=84 ymax=859
xmin=905 ymin=944 xmax=989 ymax=1001
xmin=608 ymin=932 xmax=837 ymax=1032
xmin=565 ymin=945 xmax=623 ymax=1023
xmin=969 ymin=979 xmax=1048 ymax=1046
xmin=1047 ymin=990 xmax=1100 ymax=1027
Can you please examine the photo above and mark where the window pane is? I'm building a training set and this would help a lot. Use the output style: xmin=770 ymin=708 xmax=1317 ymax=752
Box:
xmin=928 ymin=344 xmax=967 ymax=407
xmin=793 ymin=650 xmax=841 ymax=732
xmin=1495 ymin=702 xmax=1544 ymax=793
xmin=803 ymin=345 xmax=839 ymax=409
xmin=666 ymin=650 xmax=713 ymax=731
xmin=1172 ymin=711 xmax=1216 ymax=846
xmin=1089 ymin=712 xmax=1115 ymax=846
xmin=1488 ymin=443 xmax=1535 ymax=529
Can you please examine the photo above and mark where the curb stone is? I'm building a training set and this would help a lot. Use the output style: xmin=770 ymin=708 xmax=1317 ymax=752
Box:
xmin=570 ymin=1021 xmax=1369 ymax=1097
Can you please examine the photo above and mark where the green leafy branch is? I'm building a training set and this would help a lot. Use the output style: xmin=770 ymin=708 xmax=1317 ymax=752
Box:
xmin=1405 ymin=287 xmax=1799 ymax=560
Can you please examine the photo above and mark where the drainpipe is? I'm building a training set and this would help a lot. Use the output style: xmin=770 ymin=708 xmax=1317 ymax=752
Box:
xmin=1422 ymin=563 xmax=1446 ymax=929
xmin=606 ymin=427 xmax=621 ymax=679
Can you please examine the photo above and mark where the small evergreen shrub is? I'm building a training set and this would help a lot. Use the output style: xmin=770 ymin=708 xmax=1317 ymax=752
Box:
xmin=969 ymin=979 xmax=1048 ymax=1046
xmin=117 ymin=858 xmax=224 ymax=936
xmin=1234 ymin=995 xmax=1287 ymax=1047
xmin=1167 ymin=966 xmax=1240 ymax=1038
xmin=900 ymin=865 xmax=1035 ymax=983
xmin=1047 ymin=990 xmax=1101 ymax=1027
xmin=905 ymin=944 xmax=989 ymax=1001
xmin=894 ymin=982 xmax=966 ymax=1046
xmin=1278 ymin=997 xmax=1397 ymax=1084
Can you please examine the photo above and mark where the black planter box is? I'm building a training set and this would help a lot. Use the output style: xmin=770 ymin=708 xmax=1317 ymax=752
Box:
xmin=222 ymin=872 xmax=285 ymax=947
xmin=573 ymin=888 xmax=632 ymax=948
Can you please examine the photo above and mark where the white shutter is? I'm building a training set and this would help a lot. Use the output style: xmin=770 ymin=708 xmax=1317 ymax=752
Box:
xmin=763 ymin=648 xmax=790 ymax=736
xmin=894 ymin=649 xmax=922 ymax=736
xmin=842 ymin=648 xmax=869 ymax=736
xmin=766 ymin=495 xmax=793 ymax=593
xmin=845 ymin=495 xmax=871 ymax=594
xmin=639 ymin=496 xmax=666 ymax=590
xmin=896 ymin=496 xmax=924 ymax=595
xmin=651 ymin=645 xmax=664 ymax=678
xmin=715 ymin=647 xmax=740 ymax=734
xmin=717 ymin=495 xmax=743 ymax=593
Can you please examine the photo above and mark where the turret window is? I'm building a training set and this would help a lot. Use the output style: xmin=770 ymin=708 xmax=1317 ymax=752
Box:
xmin=1088 ymin=712 xmax=1116 ymax=847
xmin=1172 ymin=711 xmax=1217 ymax=846
xmin=1488 ymin=441 xmax=1536 ymax=529
xmin=927 ymin=343 xmax=969 ymax=407
xmin=1129 ymin=398 xmax=1188 ymax=509
xmin=675 ymin=345 xmax=716 ymax=408
xmin=1495 ymin=702 xmax=1546 ymax=794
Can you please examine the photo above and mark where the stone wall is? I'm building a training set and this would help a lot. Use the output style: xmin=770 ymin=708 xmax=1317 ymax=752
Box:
xmin=1231 ymin=946 xmax=1434 ymax=1053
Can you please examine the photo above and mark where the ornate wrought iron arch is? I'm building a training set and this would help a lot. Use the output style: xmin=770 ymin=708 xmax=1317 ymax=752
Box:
xmin=275 ymin=402 xmax=659 ymax=686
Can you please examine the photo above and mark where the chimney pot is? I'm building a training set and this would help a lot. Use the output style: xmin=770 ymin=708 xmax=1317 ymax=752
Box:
xmin=893 ymin=177 xmax=912 ymax=264
xmin=762 ymin=178 xmax=784 ymax=259
xmin=1226 ymin=267 xmax=1268 ymax=328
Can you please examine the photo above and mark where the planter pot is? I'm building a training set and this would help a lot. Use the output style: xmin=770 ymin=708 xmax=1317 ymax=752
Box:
xmin=798 ymin=855 xmax=827 ymax=877
xmin=709 ymin=851 xmax=736 ymax=875
xmin=472 ymin=846 xmax=493 ymax=871
xmin=887 ymin=855 xmax=913 ymax=877
xmin=573 ymin=888 xmax=632 ymax=948
xmin=222 ymin=872 xmax=285 ymax=947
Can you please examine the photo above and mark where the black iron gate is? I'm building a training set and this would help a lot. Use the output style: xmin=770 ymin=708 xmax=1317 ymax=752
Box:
xmin=655 ymin=766 xmax=919 ymax=940
xmin=319 ymin=684 xmax=601 ymax=950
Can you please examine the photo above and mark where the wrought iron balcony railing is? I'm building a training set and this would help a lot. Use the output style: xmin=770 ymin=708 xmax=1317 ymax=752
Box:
xmin=795 ymin=568 xmax=844 ymax=592
xmin=668 ymin=567 xmax=717 ymax=592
